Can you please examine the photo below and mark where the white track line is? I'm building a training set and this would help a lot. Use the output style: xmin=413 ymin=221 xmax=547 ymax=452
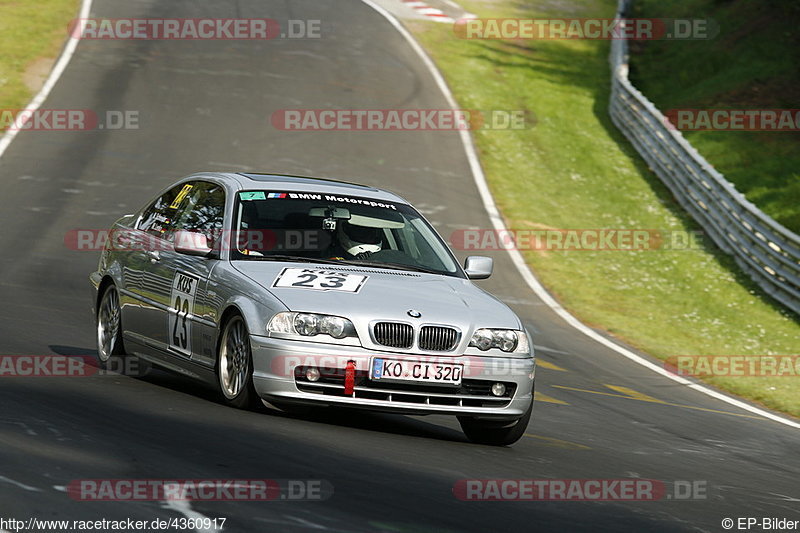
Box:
xmin=0 ymin=476 xmax=41 ymax=492
xmin=161 ymin=499 xmax=216 ymax=533
xmin=400 ymin=0 xmax=457 ymax=23
xmin=0 ymin=0 xmax=93 ymax=159
xmin=360 ymin=0 xmax=800 ymax=430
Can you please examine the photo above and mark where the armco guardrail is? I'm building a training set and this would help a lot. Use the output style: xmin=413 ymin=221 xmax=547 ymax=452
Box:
xmin=608 ymin=0 xmax=800 ymax=315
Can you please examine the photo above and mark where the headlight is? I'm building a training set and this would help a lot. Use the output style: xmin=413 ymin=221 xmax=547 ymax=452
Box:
xmin=469 ymin=329 xmax=529 ymax=353
xmin=294 ymin=313 xmax=319 ymax=336
xmin=268 ymin=312 xmax=358 ymax=344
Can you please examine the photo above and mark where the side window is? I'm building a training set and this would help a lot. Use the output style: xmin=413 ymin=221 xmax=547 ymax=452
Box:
xmin=171 ymin=182 xmax=226 ymax=248
xmin=138 ymin=182 xmax=194 ymax=240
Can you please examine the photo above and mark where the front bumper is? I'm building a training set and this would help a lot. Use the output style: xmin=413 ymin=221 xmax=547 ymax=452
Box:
xmin=250 ymin=335 xmax=535 ymax=419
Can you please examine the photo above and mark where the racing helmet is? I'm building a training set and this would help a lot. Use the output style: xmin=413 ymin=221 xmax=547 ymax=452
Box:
xmin=338 ymin=220 xmax=382 ymax=256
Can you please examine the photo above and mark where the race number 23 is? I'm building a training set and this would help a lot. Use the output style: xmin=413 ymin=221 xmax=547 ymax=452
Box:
xmin=169 ymin=271 xmax=199 ymax=355
xmin=272 ymin=268 xmax=368 ymax=293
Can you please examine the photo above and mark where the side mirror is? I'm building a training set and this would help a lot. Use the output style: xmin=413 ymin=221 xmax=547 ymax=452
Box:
xmin=464 ymin=256 xmax=493 ymax=280
xmin=174 ymin=230 xmax=213 ymax=257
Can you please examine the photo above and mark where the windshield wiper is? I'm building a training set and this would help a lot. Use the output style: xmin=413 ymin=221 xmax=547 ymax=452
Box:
xmin=239 ymin=254 xmax=345 ymax=265
xmin=338 ymin=260 xmax=443 ymax=275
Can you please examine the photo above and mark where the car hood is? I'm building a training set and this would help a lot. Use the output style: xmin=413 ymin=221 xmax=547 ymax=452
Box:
xmin=232 ymin=261 xmax=521 ymax=332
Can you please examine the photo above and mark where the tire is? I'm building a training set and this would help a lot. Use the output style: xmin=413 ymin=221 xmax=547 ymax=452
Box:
xmin=216 ymin=314 xmax=259 ymax=409
xmin=458 ymin=398 xmax=533 ymax=446
xmin=96 ymin=284 xmax=126 ymax=364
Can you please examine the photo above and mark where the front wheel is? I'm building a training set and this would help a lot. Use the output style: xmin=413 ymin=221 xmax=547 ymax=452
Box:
xmin=217 ymin=315 xmax=259 ymax=409
xmin=97 ymin=284 xmax=125 ymax=364
xmin=458 ymin=398 xmax=533 ymax=446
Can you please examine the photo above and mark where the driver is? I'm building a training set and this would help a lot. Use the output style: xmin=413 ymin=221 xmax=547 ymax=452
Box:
xmin=336 ymin=220 xmax=382 ymax=260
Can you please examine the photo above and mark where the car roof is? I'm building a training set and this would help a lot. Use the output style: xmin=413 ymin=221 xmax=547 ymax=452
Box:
xmin=195 ymin=172 xmax=410 ymax=205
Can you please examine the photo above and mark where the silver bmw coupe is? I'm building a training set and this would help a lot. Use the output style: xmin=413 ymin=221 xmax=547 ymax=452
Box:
xmin=90 ymin=172 xmax=535 ymax=445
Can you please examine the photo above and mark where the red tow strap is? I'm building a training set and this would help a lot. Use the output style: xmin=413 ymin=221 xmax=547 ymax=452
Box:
xmin=344 ymin=361 xmax=356 ymax=396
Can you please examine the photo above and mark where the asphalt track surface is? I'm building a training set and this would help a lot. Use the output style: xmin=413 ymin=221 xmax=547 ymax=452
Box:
xmin=0 ymin=1 xmax=799 ymax=532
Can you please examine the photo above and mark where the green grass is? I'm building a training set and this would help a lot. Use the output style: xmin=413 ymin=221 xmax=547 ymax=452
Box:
xmin=0 ymin=0 xmax=79 ymax=110
xmin=629 ymin=0 xmax=800 ymax=233
xmin=408 ymin=0 xmax=800 ymax=416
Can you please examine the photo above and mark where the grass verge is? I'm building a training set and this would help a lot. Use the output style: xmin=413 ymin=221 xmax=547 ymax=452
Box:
xmin=629 ymin=0 xmax=800 ymax=233
xmin=0 ymin=0 xmax=79 ymax=110
xmin=408 ymin=0 xmax=800 ymax=416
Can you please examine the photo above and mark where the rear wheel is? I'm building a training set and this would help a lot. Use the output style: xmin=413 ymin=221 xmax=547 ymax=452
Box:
xmin=97 ymin=284 xmax=125 ymax=364
xmin=458 ymin=398 xmax=533 ymax=446
xmin=217 ymin=315 xmax=259 ymax=409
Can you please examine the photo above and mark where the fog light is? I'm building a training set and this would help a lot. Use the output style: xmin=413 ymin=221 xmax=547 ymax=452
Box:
xmin=305 ymin=367 xmax=320 ymax=382
xmin=491 ymin=382 xmax=506 ymax=397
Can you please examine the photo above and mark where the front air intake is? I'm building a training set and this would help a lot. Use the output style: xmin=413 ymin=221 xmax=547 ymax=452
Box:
xmin=373 ymin=322 xmax=414 ymax=349
xmin=419 ymin=326 xmax=459 ymax=351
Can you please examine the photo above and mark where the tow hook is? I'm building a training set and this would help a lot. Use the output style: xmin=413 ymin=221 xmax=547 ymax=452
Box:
xmin=344 ymin=360 xmax=356 ymax=396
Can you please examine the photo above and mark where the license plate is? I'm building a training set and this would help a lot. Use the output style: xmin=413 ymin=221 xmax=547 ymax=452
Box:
xmin=370 ymin=358 xmax=463 ymax=385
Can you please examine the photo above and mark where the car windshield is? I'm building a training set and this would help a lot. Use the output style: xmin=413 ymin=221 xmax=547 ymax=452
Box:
xmin=231 ymin=190 xmax=461 ymax=276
